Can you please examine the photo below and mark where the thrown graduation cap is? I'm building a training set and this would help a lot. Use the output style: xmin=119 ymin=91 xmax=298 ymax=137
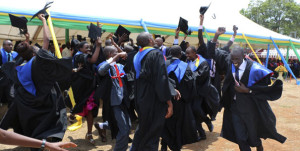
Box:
xmin=178 ymin=17 xmax=192 ymax=35
xmin=200 ymin=2 xmax=211 ymax=15
xmin=114 ymin=25 xmax=131 ymax=42
xmin=87 ymin=23 xmax=102 ymax=40
xmin=9 ymin=14 xmax=28 ymax=35
xmin=30 ymin=1 xmax=54 ymax=21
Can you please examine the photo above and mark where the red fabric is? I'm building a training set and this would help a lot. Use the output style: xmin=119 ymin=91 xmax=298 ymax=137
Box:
xmin=111 ymin=64 xmax=124 ymax=87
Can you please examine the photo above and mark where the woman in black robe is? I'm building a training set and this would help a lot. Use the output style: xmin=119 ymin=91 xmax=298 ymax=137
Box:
xmin=0 ymin=14 xmax=72 ymax=151
xmin=69 ymin=37 xmax=102 ymax=145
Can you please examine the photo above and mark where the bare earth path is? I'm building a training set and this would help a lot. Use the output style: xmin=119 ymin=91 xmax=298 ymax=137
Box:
xmin=1 ymin=80 xmax=300 ymax=151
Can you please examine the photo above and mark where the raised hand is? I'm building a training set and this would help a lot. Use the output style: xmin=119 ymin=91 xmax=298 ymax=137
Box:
xmin=233 ymin=25 xmax=238 ymax=36
xmin=175 ymin=27 xmax=180 ymax=39
xmin=37 ymin=14 xmax=46 ymax=21
xmin=96 ymin=37 xmax=102 ymax=47
xmin=118 ymin=33 xmax=128 ymax=44
xmin=216 ymin=27 xmax=226 ymax=35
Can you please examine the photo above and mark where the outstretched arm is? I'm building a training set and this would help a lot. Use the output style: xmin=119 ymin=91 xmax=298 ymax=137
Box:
xmin=208 ymin=27 xmax=229 ymax=73
xmin=198 ymin=14 xmax=205 ymax=46
xmin=0 ymin=128 xmax=76 ymax=151
xmin=89 ymin=37 xmax=102 ymax=64
xmin=222 ymin=25 xmax=238 ymax=51
xmin=37 ymin=14 xmax=50 ymax=50
xmin=110 ymin=34 xmax=123 ymax=53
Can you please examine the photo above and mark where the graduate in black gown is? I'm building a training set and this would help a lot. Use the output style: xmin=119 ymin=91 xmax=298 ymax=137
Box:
xmin=197 ymin=14 xmax=237 ymax=100
xmin=161 ymin=45 xmax=199 ymax=151
xmin=185 ymin=46 xmax=220 ymax=140
xmin=69 ymin=37 xmax=102 ymax=145
xmin=207 ymin=27 xmax=286 ymax=151
xmin=130 ymin=32 xmax=173 ymax=151
xmin=0 ymin=14 xmax=72 ymax=151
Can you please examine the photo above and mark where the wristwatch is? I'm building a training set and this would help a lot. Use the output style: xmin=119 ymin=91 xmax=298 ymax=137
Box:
xmin=41 ymin=139 xmax=46 ymax=150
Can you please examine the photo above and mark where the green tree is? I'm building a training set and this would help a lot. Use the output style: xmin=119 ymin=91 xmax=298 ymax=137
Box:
xmin=240 ymin=0 xmax=300 ymax=38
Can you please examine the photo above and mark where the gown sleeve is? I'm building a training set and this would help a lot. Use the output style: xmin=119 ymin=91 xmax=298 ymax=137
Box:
xmin=35 ymin=49 xmax=72 ymax=83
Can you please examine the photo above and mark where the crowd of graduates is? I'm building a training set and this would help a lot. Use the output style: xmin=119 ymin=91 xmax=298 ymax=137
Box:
xmin=0 ymin=10 xmax=288 ymax=151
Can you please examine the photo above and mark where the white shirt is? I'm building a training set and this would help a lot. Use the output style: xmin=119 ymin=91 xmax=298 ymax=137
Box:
xmin=232 ymin=59 xmax=247 ymax=82
xmin=233 ymin=59 xmax=247 ymax=100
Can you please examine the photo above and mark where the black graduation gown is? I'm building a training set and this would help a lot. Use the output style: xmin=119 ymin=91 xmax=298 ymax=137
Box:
xmin=0 ymin=49 xmax=72 ymax=140
xmin=207 ymin=41 xmax=287 ymax=145
xmin=192 ymin=58 xmax=220 ymax=121
xmin=70 ymin=53 xmax=99 ymax=117
xmin=131 ymin=49 xmax=172 ymax=151
xmin=123 ymin=50 xmax=138 ymax=121
xmin=161 ymin=59 xmax=198 ymax=150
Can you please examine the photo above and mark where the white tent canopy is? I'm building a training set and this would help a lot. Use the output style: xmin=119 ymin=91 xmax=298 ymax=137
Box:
xmin=0 ymin=0 xmax=299 ymax=48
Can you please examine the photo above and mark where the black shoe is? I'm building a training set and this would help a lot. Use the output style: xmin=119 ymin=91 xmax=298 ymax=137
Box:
xmin=205 ymin=121 xmax=214 ymax=132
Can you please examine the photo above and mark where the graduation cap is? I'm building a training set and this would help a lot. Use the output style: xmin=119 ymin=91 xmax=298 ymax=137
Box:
xmin=200 ymin=2 xmax=211 ymax=15
xmin=87 ymin=23 xmax=102 ymax=40
xmin=114 ymin=25 xmax=131 ymax=42
xmin=30 ymin=1 xmax=54 ymax=21
xmin=178 ymin=17 xmax=192 ymax=35
xmin=9 ymin=14 xmax=28 ymax=35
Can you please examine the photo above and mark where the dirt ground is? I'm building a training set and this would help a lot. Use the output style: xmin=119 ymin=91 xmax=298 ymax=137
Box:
xmin=1 ymin=80 xmax=300 ymax=151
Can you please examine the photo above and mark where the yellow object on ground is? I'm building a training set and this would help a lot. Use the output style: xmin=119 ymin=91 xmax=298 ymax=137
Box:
xmin=67 ymin=115 xmax=83 ymax=131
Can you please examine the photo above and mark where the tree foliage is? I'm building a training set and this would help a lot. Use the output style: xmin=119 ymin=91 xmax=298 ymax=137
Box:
xmin=240 ymin=0 xmax=300 ymax=38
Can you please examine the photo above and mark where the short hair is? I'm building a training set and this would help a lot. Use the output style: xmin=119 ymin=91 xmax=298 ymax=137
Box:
xmin=188 ymin=46 xmax=197 ymax=53
xmin=103 ymin=46 xmax=116 ymax=58
xmin=137 ymin=32 xmax=152 ymax=47
xmin=123 ymin=45 xmax=134 ymax=52
xmin=3 ymin=40 xmax=11 ymax=46
xmin=105 ymin=39 xmax=112 ymax=46
xmin=231 ymin=46 xmax=244 ymax=56
xmin=170 ymin=45 xmax=182 ymax=57
xmin=78 ymin=41 xmax=88 ymax=48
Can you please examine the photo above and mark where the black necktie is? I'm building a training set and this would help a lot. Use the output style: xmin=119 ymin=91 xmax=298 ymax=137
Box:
xmin=7 ymin=53 xmax=11 ymax=62
xmin=235 ymin=67 xmax=239 ymax=82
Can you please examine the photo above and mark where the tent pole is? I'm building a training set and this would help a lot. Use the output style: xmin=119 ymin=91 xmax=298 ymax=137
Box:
xmin=242 ymin=33 xmax=262 ymax=65
xmin=46 ymin=9 xmax=77 ymax=105
xmin=270 ymin=36 xmax=299 ymax=85
xmin=286 ymin=47 xmax=289 ymax=63
xmin=65 ymin=29 xmax=69 ymax=44
xmin=266 ymin=44 xmax=270 ymax=68
xmin=140 ymin=19 xmax=149 ymax=33
xmin=289 ymin=40 xmax=300 ymax=62
xmin=32 ymin=26 xmax=43 ymax=42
